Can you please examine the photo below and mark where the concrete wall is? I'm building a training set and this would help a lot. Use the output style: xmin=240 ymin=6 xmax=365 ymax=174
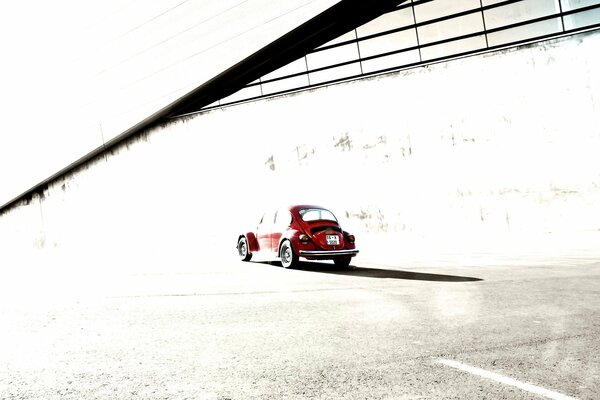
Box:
xmin=2 ymin=30 xmax=600 ymax=270
xmin=0 ymin=1 xmax=340 ymax=208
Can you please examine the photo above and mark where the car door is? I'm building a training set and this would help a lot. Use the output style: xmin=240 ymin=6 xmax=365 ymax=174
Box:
xmin=256 ymin=211 xmax=274 ymax=251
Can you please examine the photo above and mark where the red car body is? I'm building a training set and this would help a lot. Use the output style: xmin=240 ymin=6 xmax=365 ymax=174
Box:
xmin=237 ymin=205 xmax=358 ymax=268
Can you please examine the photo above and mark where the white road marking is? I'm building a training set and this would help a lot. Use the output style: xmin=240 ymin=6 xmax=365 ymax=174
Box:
xmin=438 ymin=359 xmax=578 ymax=400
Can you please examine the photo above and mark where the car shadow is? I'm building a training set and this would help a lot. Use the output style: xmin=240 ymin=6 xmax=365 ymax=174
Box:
xmin=252 ymin=261 xmax=483 ymax=282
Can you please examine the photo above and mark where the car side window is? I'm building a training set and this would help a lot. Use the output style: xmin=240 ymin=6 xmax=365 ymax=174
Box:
xmin=260 ymin=211 xmax=275 ymax=225
xmin=274 ymin=209 xmax=292 ymax=230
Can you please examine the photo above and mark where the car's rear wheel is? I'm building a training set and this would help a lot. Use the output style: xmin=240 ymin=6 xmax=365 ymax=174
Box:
xmin=333 ymin=256 xmax=352 ymax=269
xmin=238 ymin=237 xmax=252 ymax=261
xmin=280 ymin=240 xmax=298 ymax=269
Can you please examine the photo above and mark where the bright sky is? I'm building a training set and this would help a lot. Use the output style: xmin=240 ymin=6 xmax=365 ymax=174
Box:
xmin=0 ymin=0 xmax=340 ymax=207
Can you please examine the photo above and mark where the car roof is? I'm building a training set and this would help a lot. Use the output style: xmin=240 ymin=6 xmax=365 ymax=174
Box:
xmin=287 ymin=204 xmax=330 ymax=213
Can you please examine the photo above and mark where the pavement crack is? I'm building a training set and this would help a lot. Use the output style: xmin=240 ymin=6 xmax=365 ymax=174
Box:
xmin=422 ymin=332 xmax=597 ymax=361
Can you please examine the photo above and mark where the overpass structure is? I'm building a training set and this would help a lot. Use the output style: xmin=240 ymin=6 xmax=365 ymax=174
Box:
xmin=0 ymin=0 xmax=405 ymax=212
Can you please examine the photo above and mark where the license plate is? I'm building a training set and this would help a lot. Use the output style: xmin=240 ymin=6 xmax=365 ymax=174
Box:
xmin=326 ymin=234 xmax=340 ymax=245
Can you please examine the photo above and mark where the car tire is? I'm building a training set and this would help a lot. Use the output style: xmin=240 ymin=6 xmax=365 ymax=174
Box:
xmin=238 ymin=237 xmax=252 ymax=261
xmin=280 ymin=240 xmax=298 ymax=269
xmin=333 ymin=256 xmax=352 ymax=269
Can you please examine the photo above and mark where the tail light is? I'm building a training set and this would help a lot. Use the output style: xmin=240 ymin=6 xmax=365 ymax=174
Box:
xmin=299 ymin=234 xmax=310 ymax=244
xmin=346 ymin=234 xmax=355 ymax=244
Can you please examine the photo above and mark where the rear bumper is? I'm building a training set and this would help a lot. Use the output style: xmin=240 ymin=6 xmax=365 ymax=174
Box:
xmin=299 ymin=249 xmax=359 ymax=257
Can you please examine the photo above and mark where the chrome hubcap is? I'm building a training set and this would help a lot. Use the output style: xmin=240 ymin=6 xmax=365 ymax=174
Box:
xmin=282 ymin=246 xmax=291 ymax=266
xmin=239 ymin=241 xmax=247 ymax=257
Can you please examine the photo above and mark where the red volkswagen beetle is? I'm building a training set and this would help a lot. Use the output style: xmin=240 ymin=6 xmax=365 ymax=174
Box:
xmin=237 ymin=205 xmax=359 ymax=268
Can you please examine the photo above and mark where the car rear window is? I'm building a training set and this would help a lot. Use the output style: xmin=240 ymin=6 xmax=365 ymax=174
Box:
xmin=299 ymin=208 xmax=337 ymax=222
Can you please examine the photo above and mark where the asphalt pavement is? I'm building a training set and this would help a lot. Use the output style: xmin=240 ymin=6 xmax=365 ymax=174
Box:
xmin=1 ymin=253 xmax=599 ymax=399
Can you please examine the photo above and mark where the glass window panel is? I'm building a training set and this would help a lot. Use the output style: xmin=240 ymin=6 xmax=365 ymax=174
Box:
xmin=220 ymin=85 xmax=262 ymax=104
xmin=482 ymin=0 xmax=513 ymax=5
xmin=414 ymin=0 xmax=481 ymax=23
xmin=204 ymin=100 xmax=219 ymax=108
xmin=306 ymin=43 xmax=360 ymax=70
xmin=358 ymin=29 xmax=418 ymax=58
xmin=308 ymin=62 xmax=362 ymax=85
xmin=563 ymin=7 xmax=600 ymax=28
xmin=356 ymin=8 xmax=414 ymax=37
xmin=561 ymin=0 xmax=600 ymax=11
xmin=484 ymin=0 xmax=559 ymax=29
xmin=418 ymin=13 xmax=485 ymax=45
xmin=261 ymin=74 xmax=310 ymax=95
xmin=317 ymin=30 xmax=357 ymax=49
xmin=361 ymin=50 xmax=421 ymax=74
xmin=262 ymin=57 xmax=307 ymax=81
xmin=420 ymin=35 xmax=487 ymax=60
xmin=487 ymin=18 xmax=562 ymax=46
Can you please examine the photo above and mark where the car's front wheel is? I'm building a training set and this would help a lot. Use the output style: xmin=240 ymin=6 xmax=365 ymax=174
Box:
xmin=238 ymin=237 xmax=252 ymax=261
xmin=280 ymin=240 xmax=298 ymax=269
